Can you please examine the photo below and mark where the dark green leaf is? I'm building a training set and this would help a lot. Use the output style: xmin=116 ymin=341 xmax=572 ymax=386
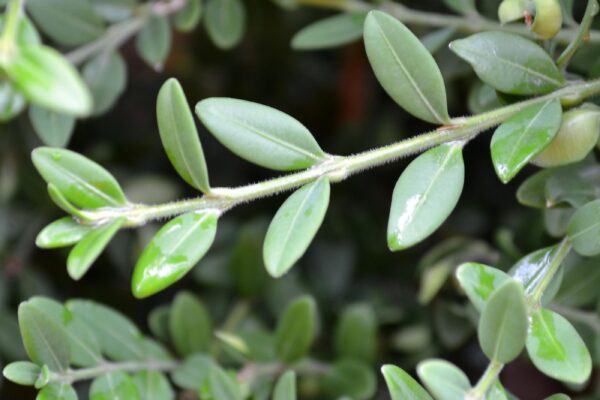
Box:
xmin=208 ymin=366 xmax=242 ymax=400
xmin=322 ymin=359 xmax=377 ymax=400
xmin=478 ymin=280 xmax=528 ymax=362
xmin=132 ymin=211 xmax=218 ymax=298
xmin=36 ymin=383 xmax=77 ymax=400
xmin=29 ymin=105 xmax=76 ymax=148
xmin=273 ymin=371 xmax=296 ymax=400
xmin=83 ymin=50 xmax=127 ymax=116
xmin=32 ymin=147 xmax=127 ymax=209
xmin=491 ymin=99 xmax=562 ymax=183
xmin=36 ymin=217 xmax=92 ymax=249
xmin=264 ymin=178 xmax=330 ymax=277
xmin=526 ymin=308 xmax=591 ymax=383
xmin=567 ymin=199 xmax=600 ymax=256
xmin=381 ymin=364 xmax=433 ymax=400
xmin=196 ymin=98 xmax=327 ymax=170
xmin=204 ymin=0 xmax=246 ymax=50
xmin=157 ymin=78 xmax=210 ymax=193
xmin=291 ymin=14 xmax=364 ymax=50
xmin=555 ymin=256 xmax=600 ymax=307
xmin=456 ymin=263 xmax=511 ymax=312
xmin=3 ymin=361 xmax=41 ymax=386
xmin=334 ymin=303 xmax=377 ymax=362
xmin=275 ymin=296 xmax=317 ymax=363
xmin=363 ymin=11 xmax=450 ymax=124
xmin=516 ymin=168 xmax=555 ymax=208
xmin=135 ymin=16 xmax=171 ymax=70
xmin=133 ymin=371 xmax=174 ymax=400
xmin=449 ymin=32 xmax=564 ymax=95
xmin=169 ymin=292 xmax=213 ymax=356
xmin=174 ymin=0 xmax=202 ymax=32
xmin=90 ymin=371 xmax=140 ymax=400
xmin=387 ymin=144 xmax=464 ymax=251
xmin=67 ymin=217 xmax=125 ymax=280
xmin=417 ymin=359 xmax=471 ymax=400
xmin=170 ymin=353 xmax=213 ymax=389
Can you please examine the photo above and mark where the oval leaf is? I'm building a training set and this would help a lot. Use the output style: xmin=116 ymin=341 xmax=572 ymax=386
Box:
xmin=168 ymin=292 xmax=213 ymax=356
xmin=567 ymin=199 xmax=600 ymax=256
xmin=209 ymin=366 xmax=242 ymax=400
xmin=456 ymin=263 xmax=511 ymax=312
xmin=3 ymin=361 xmax=41 ymax=386
xmin=132 ymin=210 xmax=218 ymax=298
xmin=322 ymin=359 xmax=377 ymax=400
xmin=526 ymin=308 xmax=591 ymax=383
xmin=133 ymin=371 xmax=174 ymax=400
xmin=449 ymin=31 xmax=564 ymax=95
xmin=478 ymin=280 xmax=528 ymax=363
xmin=196 ymin=98 xmax=327 ymax=170
xmin=204 ymin=0 xmax=246 ymax=50
xmin=170 ymin=353 xmax=214 ymax=390
xmin=387 ymin=143 xmax=464 ymax=251
xmin=135 ymin=16 xmax=171 ymax=70
xmin=363 ymin=11 xmax=449 ymax=124
xmin=275 ymin=296 xmax=317 ymax=363
xmin=292 ymin=13 xmax=364 ymax=50
xmin=83 ymin=50 xmax=127 ymax=116
xmin=37 ymin=383 xmax=77 ymax=400
xmin=381 ymin=364 xmax=433 ymax=400
xmin=333 ymin=303 xmax=377 ymax=362
xmin=157 ymin=78 xmax=210 ymax=193
xmin=417 ymin=359 xmax=471 ymax=400
xmin=29 ymin=105 xmax=76 ymax=148
xmin=36 ymin=217 xmax=92 ymax=249
xmin=90 ymin=371 xmax=140 ymax=400
xmin=273 ymin=371 xmax=296 ymax=400
xmin=491 ymin=99 xmax=562 ymax=183
xmin=264 ymin=178 xmax=330 ymax=278
xmin=0 ymin=80 xmax=26 ymax=122
xmin=174 ymin=0 xmax=202 ymax=32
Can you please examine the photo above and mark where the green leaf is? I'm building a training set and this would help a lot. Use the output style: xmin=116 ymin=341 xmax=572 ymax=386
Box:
xmin=17 ymin=301 xmax=70 ymax=371
xmin=455 ymin=263 xmax=511 ymax=312
xmin=66 ymin=300 xmax=145 ymax=361
xmin=416 ymin=359 xmax=471 ymax=400
xmin=334 ymin=303 xmax=377 ymax=362
xmin=196 ymin=98 xmax=327 ymax=170
xmin=478 ymin=280 xmax=528 ymax=363
xmin=443 ymin=0 xmax=476 ymax=14
xmin=264 ymin=178 xmax=330 ymax=277
xmin=36 ymin=217 xmax=92 ymax=249
xmin=567 ymin=199 xmax=600 ymax=256
xmin=170 ymin=353 xmax=214 ymax=390
xmin=0 ymin=15 xmax=41 ymax=46
xmin=208 ymin=366 xmax=242 ymax=400
xmin=174 ymin=0 xmax=202 ymax=32
xmin=510 ymin=245 xmax=563 ymax=300
xmin=157 ymin=78 xmax=210 ymax=193
xmin=83 ymin=50 xmax=127 ymax=116
xmin=3 ymin=361 xmax=41 ymax=386
xmin=29 ymin=105 xmax=76 ymax=148
xmin=387 ymin=144 xmax=464 ymax=251
xmin=555 ymin=256 xmax=600 ymax=307
xmin=32 ymin=147 xmax=127 ymax=209
xmin=6 ymin=45 xmax=92 ymax=116
xmin=132 ymin=210 xmax=218 ymax=298
xmin=135 ymin=16 xmax=172 ymax=70
xmin=516 ymin=168 xmax=554 ymax=208
xmin=421 ymin=27 xmax=456 ymax=54
xmin=273 ymin=371 xmax=296 ymax=400
xmin=544 ymin=170 xmax=595 ymax=208
xmin=491 ymin=99 xmax=562 ymax=183
xmin=322 ymin=359 xmax=377 ymax=400
xmin=67 ymin=217 xmax=125 ymax=280
xmin=90 ymin=371 xmax=140 ymax=400
xmin=169 ymin=292 xmax=213 ymax=356
xmin=545 ymin=395 xmax=570 ymax=400
xmin=275 ymin=296 xmax=317 ymax=363
xmin=26 ymin=0 xmax=105 ymax=46
xmin=0 ymin=80 xmax=26 ymax=122
xmin=449 ymin=32 xmax=564 ymax=95
xmin=381 ymin=364 xmax=433 ymax=400
xmin=363 ymin=11 xmax=449 ymax=124
xmin=92 ymin=0 xmax=137 ymax=22
xmin=291 ymin=13 xmax=364 ymax=50
xmin=133 ymin=371 xmax=174 ymax=400
xmin=37 ymin=383 xmax=77 ymax=400
xmin=526 ymin=308 xmax=591 ymax=383
xmin=204 ymin=0 xmax=246 ymax=50
xmin=148 ymin=305 xmax=171 ymax=343
xmin=46 ymin=184 xmax=87 ymax=220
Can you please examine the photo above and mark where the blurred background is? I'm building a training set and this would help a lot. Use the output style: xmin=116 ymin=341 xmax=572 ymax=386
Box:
xmin=1 ymin=0 xmax=599 ymax=398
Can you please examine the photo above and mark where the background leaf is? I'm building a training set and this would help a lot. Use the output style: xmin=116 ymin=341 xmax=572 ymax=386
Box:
xmin=381 ymin=364 xmax=433 ymax=400
xmin=417 ymin=359 xmax=471 ymax=400
xmin=292 ymin=14 xmax=364 ymax=50
xmin=83 ymin=50 xmax=127 ymax=116
xmin=168 ymin=292 xmax=213 ymax=356
xmin=208 ymin=366 xmax=242 ymax=400
xmin=204 ymin=0 xmax=246 ymax=50
xmin=334 ymin=303 xmax=377 ymax=362
xmin=174 ymin=0 xmax=202 ymax=32
xmin=275 ymin=296 xmax=316 ymax=363
xmin=273 ymin=371 xmax=296 ymax=400
xmin=90 ymin=371 xmax=140 ymax=400
xmin=37 ymin=383 xmax=77 ymax=400
xmin=28 ymin=105 xmax=75 ymax=148
xmin=36 ymin=217 xmax=92 ymax=249
xmin=567 ymin=199 xmax=600 ymax=256
xmin=456 ymin=263 xmax=511 ymax=312
xmin=133 ymin=371 xmax=174 ymax=400
xmin=322 ymin=359 xmax=376 ymax=400
xmin=135 ymin=16 xmax=172 ymax=70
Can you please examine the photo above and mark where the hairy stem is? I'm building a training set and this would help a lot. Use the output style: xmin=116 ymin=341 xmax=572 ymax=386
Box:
xmin=78 ymin=78 xmax=600 ymax=228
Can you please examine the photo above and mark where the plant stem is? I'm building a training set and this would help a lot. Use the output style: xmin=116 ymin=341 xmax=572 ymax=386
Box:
xmin=49 ymin=359 xmax=180 ymax=384
xmin=528 ymin=237 xmax=572 ymax=307
xmin=466 ymin=360 xmax=503 ymax=400
xmin=79 ymin=78 xmax=600 ymax=228
xmin=0 ymin=0 xmax=25 ymax=62
xmin=556 ymin=0 xmax=600 ymax=69
xmin=300 ymin=0 xmax=600 ymax=45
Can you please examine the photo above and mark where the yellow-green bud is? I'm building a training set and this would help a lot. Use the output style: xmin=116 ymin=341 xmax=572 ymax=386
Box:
xmin=498 ymin=0 xmax=529 ymax=24
xmin=531 ymin=0 xmax=563 ymax=39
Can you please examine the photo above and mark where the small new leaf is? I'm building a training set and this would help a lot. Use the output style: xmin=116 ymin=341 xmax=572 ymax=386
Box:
xmin=36 ymin=217 xmax=92 ymax=249
xmin=417 ymin=359 xmax=471 ymax=400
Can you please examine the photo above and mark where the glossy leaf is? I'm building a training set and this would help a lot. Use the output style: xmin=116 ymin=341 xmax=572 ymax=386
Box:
xmin=204 ymin=0 xmax=246 ymax=50
xmin=6 ymin=45 xmax=92 ymax=116
xmin=275 ymin=296 xmax=317 ymax=363
xmin=174 ymin=0 xmax=202 ymax=32
xmin=133 ymin=371 xmax=174 ymax=400
xmin=363 ymin=11 xmax=450 ymax=124
xmin=334 ymin=303 xmax=377 ymax=362
xmin=449 ymin=32 xmax=564 ymax=95
xmin=29 ymin=105 xmax=76 ymax=148
xmin=491 ymin=99 xmax=562 ymax=183
xmin=545 ymin=395 xmax=570 ymax=400
xmin=26 ymin=0 xmax=105 ymax=46
xmin=32 ymin=147 xmax=127 ymax=209
xmin=456 ymin=263 xmax=511 ymax=312
xmin=417 ymin=359 xmax=471 ymax=400
xmin=292 ymin=14 xmax=364 ymax=50
xmin=510 ymin=245 xmax=562 ymax=299
xmin=0 ymin=81 xmax=26 ymax=122
xmin=322 ymin=359 xmax=377 ymax=400
xmin=66 ymin=300 xmax=145 ymax=361
xmin=83 ymin=50 xmax=127 ymax=116
xmin=170 ymin=353 xmax=214 ymax=389
xmin=209 ymin=366 xmax=242 ymax=400
xmin=381 ymin=364 xmax=433 ymax=400
xmin=478 ymin=280 xmax=528 ymax=363
xmin=526 ymin=308 xmax=591 ymax=383
xmin=36 ymin=217 xmax=92 ymax=249
xmin=67 ymin=217 xmax=125 ymax=280
xmin=135 ymin=16 xmax=171 ymax=70
xmin=45 ymin=184 xmax=87 ymax=222
xmin=387 ymin=144 xmax=464 ymax=251
xmin=3 ymin=361 xmax=41 ymax=386
xmin=169 ymin=292 xmax=213 ymax=356
xmin=18 ymin=301 xmax=69 ymax=371
xmin=567 ymin=199 xmax=600 ymax=256
xmin=264 ymin=178 xmax=330 ymax=277
xmin=196 ymin=98 xmax=327 ymax=170
xmin=90 ymin=371 xmax=140 ymax=400
xmin=132 ymin=210 xmax=218 ymax=298
xmin=37 ymin=383 xmax=77 ymax=400
xmin=273 ymin=371 xmax=296 ymax=400
xmin=157 ymin=78 xmax=210 ymax=193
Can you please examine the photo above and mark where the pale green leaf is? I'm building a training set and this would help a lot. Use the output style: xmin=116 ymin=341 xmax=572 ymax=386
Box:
xmin=291 ymin=13 xmax=364 ymax=50
xmin=204 ymin=0 xmax=246 ymax=50
xmin=381 ymin=364 xmax=433 ymax=400
xmin=417 ymin=359 xmax=471 ymax=400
